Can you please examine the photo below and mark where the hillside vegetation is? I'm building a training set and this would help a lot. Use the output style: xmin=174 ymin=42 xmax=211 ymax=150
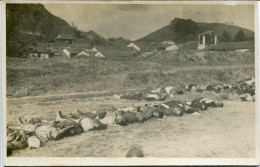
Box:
xmin=6 ymin=4 xmax=111 ymax=57
xmin=7 ymin=4 xmax=74 ymax=57
xmin=7 ymin=50 xmax=255 ymax=98
xmin=136 ymin=18 xmax=254 ymax=43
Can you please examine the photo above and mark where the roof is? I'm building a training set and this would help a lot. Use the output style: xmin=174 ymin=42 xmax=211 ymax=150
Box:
xmin=199 ymin=31 xmax=215 ymax=36
xmin=56 ymin=34 xmax=74 ymax=40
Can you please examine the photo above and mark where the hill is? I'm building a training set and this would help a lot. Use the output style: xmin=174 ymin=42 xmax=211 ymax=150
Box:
xmin=6 ymin=4 xmax=75 ymax=57
xmin=6 ymin=4 xmax=113 ymax=57
xmin=107 ymin=37 xmax=131 ymax=46
xmin=136 ymin=18 xmax=254 ymax=43
xmin=80 ymin=30 xmax=110 ymax=45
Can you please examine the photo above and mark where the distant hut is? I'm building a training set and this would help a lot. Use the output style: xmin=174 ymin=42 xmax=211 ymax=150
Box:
xmin=55 ymin=35 xmax=75 ymax=45
xmin=28 ymin=44 xmax=49 ymax=59
xmin=72 ymin=39 xmax=92 ymax=50
xmin=198 ymin=31 xmax=217 ymax=50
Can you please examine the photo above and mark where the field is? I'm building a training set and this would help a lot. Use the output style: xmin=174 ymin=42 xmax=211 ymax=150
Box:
xmin=7 ymin=50 xmax=255 ymax=98
xmin=6 ymin=49 xmax=256 ymax=158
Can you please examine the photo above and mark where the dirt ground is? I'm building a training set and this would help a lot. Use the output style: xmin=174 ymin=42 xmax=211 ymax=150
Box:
xmin=7 ymin=92 xmax=255 ymax=158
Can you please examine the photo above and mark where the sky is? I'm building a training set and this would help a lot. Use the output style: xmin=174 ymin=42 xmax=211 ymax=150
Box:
xmin=44 ymin=4 xmax=254 ymax=40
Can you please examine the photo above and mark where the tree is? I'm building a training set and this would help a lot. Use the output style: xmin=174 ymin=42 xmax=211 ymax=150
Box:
xmin=71 ymin=22 xmax=81 ymax=38
xmin=222 ymin=31 xmax=231 ymax=42
xmin=234 ymin=30 xmax=245 ymax=42
xmin=171 ymin=19 xmax=198 ymax=43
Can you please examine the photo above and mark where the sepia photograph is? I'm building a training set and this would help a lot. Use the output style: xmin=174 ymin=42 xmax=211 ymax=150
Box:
xmin=2 ymin=1 xmax=259 ymax=166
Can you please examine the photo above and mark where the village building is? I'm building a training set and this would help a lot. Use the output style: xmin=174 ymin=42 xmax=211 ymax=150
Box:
xmin=71 ymin=39 xmax=92 ymax=50
xmin=55 ymin=34 xmax=75 ymax=45
xmin=198 ymin=31 xmax=217 ymax=50
xmin=50 ymin=37 xmax=92 ymax=58
xmin=28 ymin=44 xmax=49 ymax=59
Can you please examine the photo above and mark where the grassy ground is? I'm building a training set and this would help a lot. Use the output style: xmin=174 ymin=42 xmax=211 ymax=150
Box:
xmin=6 ymin=50 xmax=255 ymax=98
xmin=8 ymin=92 xmax=255 ymax=158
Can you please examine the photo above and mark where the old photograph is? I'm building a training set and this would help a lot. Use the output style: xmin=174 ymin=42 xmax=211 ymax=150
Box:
xmin=2 ymin=1 xmax=259 ymax=166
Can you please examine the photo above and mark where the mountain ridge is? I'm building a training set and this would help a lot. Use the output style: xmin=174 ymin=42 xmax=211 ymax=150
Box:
xmin=6 ymin=5 xmax=255 ymax=57
xmin=136 ymin=18 xmax=254 ymax=43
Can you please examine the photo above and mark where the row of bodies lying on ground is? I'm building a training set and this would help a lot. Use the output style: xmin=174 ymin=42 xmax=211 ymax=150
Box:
xmin=120 ymin=77 xmax=255 ymax=102
xmin=7 ymin=95 xmax=224 ymax=156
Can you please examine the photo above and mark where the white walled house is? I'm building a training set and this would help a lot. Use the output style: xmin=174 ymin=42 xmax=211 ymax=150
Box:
xmin=28 ymin=46 xmax=49 ymax=59
xmin=198 ymin=31 xmax=217 ymax=50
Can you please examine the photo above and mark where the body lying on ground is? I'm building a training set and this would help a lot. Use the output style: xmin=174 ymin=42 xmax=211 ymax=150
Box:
xmin=7 ymin=110 xmax=108 ymax=155
xmin=7 ymin=97 xmax=224 ymax=155
xmin=115 ymin=97 xmax=224 ymax=125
